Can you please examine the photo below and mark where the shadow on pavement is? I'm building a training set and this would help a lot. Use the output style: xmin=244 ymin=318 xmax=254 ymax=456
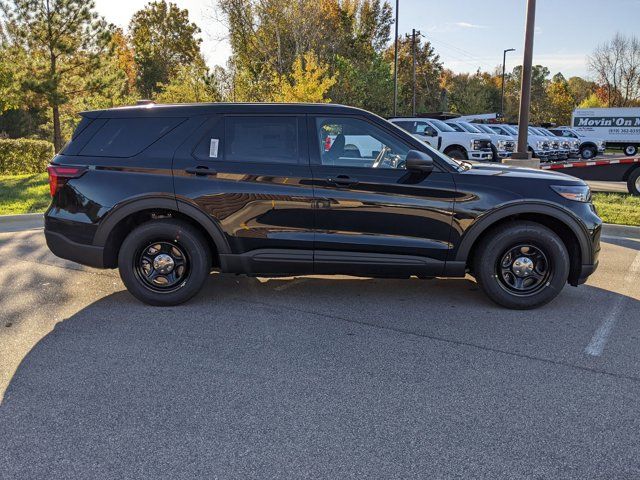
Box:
xmin=2 ymin=274 xmax=640 ymax=479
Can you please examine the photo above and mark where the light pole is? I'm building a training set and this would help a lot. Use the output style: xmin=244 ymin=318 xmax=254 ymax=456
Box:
xmin=501 ymin=48 xmax=515 ymax=116
xmin=393 ymin=0 xmax=399 ymax=116
xmin=412 ymin=28 xmax=421 ymax=116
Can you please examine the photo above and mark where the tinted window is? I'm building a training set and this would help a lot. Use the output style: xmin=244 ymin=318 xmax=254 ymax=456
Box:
xmin=429 ymin=119 xmax=456 ymax=132
xmin=225 ymin=116 xmax=298 ymax=164
xmin=316 ymin=117 xmax=410 ymax=169
xmin=80 ymin=117 xmax=184 ymax=157
xmin=446 ymin=122 xmax=465 ymax=133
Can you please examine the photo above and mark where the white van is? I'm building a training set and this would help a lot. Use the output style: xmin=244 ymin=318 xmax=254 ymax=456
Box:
xmin=572 ymin=108 xmax=640 ymax=156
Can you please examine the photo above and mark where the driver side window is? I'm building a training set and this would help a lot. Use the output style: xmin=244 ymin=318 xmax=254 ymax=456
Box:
xmin=316 ymin=117 xmax=410 ymax=169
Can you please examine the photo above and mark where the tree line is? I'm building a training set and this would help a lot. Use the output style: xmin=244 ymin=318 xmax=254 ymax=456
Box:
xmin=0 ymin=0 xmax=637 ymax=151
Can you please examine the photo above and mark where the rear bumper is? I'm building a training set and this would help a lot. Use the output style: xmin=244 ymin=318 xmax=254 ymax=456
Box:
xmin=45 ymin=230 xmax=106 ymax=268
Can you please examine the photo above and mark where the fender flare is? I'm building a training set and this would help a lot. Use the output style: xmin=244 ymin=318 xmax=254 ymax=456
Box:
xmin=93 ymin=195 xmax=230 ymax=255
xmin=580 ymin=141 xmax=597 ymax=151
xmin=454 ymin=201 xmax=593 ymax=264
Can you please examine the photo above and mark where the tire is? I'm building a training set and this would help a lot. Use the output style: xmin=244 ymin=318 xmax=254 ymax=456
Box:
xmin=627 ymin=167 xmax=640 ymax=196
xmin=624 ymin=145 xmax=637 ymax=156
xmin=446 ymin=147 xmax=468 ymax=160
xmin=472 ymin=221 xmax=570 ymax=309
xmin=118 ymin=219 xmax=212 ymax=306
xmin=490 ymin=144 xmax=499 ymax=163
xmin=580 ymin=146 xmax=597 ymax=160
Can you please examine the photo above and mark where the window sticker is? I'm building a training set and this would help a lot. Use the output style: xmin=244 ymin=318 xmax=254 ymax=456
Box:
xmin=209 ymin=138 xmax=219 ymax=158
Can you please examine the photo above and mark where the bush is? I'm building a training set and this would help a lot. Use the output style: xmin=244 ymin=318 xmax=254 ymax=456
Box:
xmin=0 ymin=138 xmax=55 ymax=174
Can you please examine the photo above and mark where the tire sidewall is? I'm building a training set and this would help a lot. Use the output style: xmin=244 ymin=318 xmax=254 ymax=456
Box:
xmin=474 ymin=224 xmax=570 ymax=309
xmin=628 ymin=168 xmax=640 ymax=196
xmin=118 ymin=220 xmax=211 ymax=306
xmin=624 ymin=145 xmax=637 ymax=156
xmin=580 ymin=146 xmax=596 ymax=160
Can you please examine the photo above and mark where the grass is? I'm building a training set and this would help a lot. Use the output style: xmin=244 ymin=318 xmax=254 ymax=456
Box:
xmin=1 ymin=173 xmax=640 ymax=227
xmin=592 ymin=192 xmax=640 ymax=227
xmin=0 ymin=173 xmax=50 ymax=215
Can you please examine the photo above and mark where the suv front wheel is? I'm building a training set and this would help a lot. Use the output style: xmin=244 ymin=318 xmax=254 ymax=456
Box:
xmin=118 ymin=219 xmax=212 ymax=306
xmin=472 ymin=221 xmax=569 ymax=309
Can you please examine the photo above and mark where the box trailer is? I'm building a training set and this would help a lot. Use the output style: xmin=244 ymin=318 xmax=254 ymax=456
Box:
xmin=572 ymin=107 xmax=640 ymax=156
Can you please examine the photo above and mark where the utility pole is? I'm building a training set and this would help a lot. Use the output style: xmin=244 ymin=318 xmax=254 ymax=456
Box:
xmin=501 ymin=48 xmax=515 ymax=116
xmin=507 ymin=0 xmax=538 ymax=168
xmin=412 ymin=28 xmax=421 ymax=116
xmin=393 ymin=0 xmax=399 ymax=116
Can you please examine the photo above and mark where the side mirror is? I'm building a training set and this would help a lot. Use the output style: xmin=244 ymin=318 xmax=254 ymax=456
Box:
xmin=405 ymin=150 xmax=434 ymax=173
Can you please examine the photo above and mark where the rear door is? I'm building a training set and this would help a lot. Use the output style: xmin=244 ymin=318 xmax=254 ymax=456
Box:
xmin=310 ymin=115 xmax=457 ymax=277
xmin=173 ymin=114 xmax=315 ymax=273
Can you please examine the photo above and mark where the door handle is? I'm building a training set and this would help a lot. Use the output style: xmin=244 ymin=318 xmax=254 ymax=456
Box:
xmin=185 ymin=166 xmax=217 ymax=177
xmin=327 ymin=175 xmax=358 ymax=187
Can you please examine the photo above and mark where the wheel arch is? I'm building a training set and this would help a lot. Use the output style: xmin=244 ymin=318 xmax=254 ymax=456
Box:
xmin=457 ymin=203 xmax=593 ymax=285
xmin=94 ymin=196 xmax=230 ymax=268
xmin=622 ymin=163 xmax=640 ymax=181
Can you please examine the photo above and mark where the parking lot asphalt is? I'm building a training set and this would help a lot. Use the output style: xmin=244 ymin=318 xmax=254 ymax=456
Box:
xmin=1 ymin=226 xmax=639 ymax=479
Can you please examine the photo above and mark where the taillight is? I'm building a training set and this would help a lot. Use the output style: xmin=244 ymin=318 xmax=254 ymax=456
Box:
xmin=46 ymin=165 xmax=87 ymax=197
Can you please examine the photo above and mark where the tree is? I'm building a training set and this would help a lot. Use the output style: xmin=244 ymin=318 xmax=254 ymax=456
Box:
xmin=217 ymin=0 xmax=394 ymax=109
xmin=442 ymin=69 xmax=500 ymax=115
xmin=270 ymin=51 xmax=337 ymax=103
xmin=588 ymin=33 xmax=640 ymax=107
xmin=546 ymin=74 xmax=574 ymax=125
xmin=129 ymin=1 xmax=202 ymax=98
xmin=567 ymin=76 xmax=597 ymax=106
xmin=155 ymin=62 xmax=221 ymax=103
xmin=383 ymin=35 xmax=443 ymax=115
xmin=1 ymin=0 xmax=112 ymax=150
xmin=506 ymin=65 xmax=550 ymax=123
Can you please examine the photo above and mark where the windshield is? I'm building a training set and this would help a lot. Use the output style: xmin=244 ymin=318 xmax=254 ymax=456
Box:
xmin=504 ymin=125 xmax=518 ymax=135
xmin=429 ymin=119 xmax=457 ymax=132
xmin=459 ymin=121 xmax=483 ymax=134
xmin=475 ymin=124 xmax=494 ymax=134
xmin=528 ymin=127 xmax=542 ymax=136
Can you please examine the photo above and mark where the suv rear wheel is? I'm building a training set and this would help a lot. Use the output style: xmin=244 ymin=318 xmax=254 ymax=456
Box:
xmin=472 ymin=221 xmax=569 ymax=309
xmin=118 ymin=219 xmax=212 ymax=306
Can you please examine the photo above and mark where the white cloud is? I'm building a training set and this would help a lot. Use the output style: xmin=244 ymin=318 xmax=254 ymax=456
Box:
xmin=453 ymin=22 xmax=487 ymax=29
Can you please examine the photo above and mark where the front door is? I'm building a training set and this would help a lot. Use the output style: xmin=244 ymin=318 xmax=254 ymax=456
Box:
xmin=173 ymin=114 xmax=315 ymax=273
xmin=310 ymin=115 xmax=457 ymax=277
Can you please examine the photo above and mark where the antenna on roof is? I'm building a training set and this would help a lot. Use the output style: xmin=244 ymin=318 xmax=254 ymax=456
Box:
xmin=136 ymin=99 xmax=155 ymax=106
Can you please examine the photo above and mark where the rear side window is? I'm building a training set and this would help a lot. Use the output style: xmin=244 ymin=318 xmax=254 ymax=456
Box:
xmin=80 ymin=117 xmax=184 ymax=157
xmin=225 ymin=116 xmax=298 ymax=164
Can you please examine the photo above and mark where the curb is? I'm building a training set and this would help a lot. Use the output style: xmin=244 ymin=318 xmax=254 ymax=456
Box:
xmin=0 ymin=213 xmax=43 ymax=223
xmin=602 ymin=223 xmax=640 ymax=239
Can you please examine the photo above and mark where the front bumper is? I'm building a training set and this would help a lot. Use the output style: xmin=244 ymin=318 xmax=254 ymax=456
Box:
xmin=469 ymin=149 xmax=493 ymax=161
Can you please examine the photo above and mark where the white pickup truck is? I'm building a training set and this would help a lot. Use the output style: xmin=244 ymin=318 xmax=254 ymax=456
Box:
xmin=548 ymin=126 xmax=606 ymax=160
xmin=488 ymin=124 xmax=552 ymax=161
xmin=446 ymin=120 xmax=515 ymax=160
xmin=389 ymin=117 xmax=493 ymax=161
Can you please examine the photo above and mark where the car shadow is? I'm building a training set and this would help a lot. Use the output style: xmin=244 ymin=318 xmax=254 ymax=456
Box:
xmin=2 ymin=271 xmax=640 ymax=478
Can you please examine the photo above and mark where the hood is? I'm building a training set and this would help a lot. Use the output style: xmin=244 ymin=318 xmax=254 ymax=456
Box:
xmin=462 ymin=162 xmax=585 ymax=183
xmin=441 ymin=131 xmax=490 ymax=141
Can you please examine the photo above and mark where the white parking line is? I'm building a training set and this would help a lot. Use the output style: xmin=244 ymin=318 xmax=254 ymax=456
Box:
xmin=585 ymin=251 xmax=640 ymax=357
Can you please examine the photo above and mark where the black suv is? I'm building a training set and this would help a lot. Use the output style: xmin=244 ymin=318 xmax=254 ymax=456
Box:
xmin=44 ymin=103 xmax=601 ymax=309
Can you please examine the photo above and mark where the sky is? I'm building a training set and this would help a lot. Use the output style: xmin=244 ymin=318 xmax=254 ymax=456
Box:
xmin=93 ymin=0 xmax=640 ymax=79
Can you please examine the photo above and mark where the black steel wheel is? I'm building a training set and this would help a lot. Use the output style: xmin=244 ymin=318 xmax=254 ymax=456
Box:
xmin=496 ymin=244 xmax=552 ymax=296
xmin=135 ymin=241 xmax=190 ymax=293
xmin=472 ymin=221 xmax=570 ymax=309
xmin=118 ymin=219 xmax=212 ymax=306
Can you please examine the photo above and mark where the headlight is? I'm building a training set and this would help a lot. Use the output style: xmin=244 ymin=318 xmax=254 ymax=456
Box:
xmin=550 ymin=185 xmax=591 ymax=202
xmin=471 ymin=139 xmax=481 ymax=150
xmin=598 ymin=141 xmax=605 ymax=147
xmin=496 ymin=140 xmax=506 ymax=150
xmin=536 ymin=140 xmax=544 ymax=149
